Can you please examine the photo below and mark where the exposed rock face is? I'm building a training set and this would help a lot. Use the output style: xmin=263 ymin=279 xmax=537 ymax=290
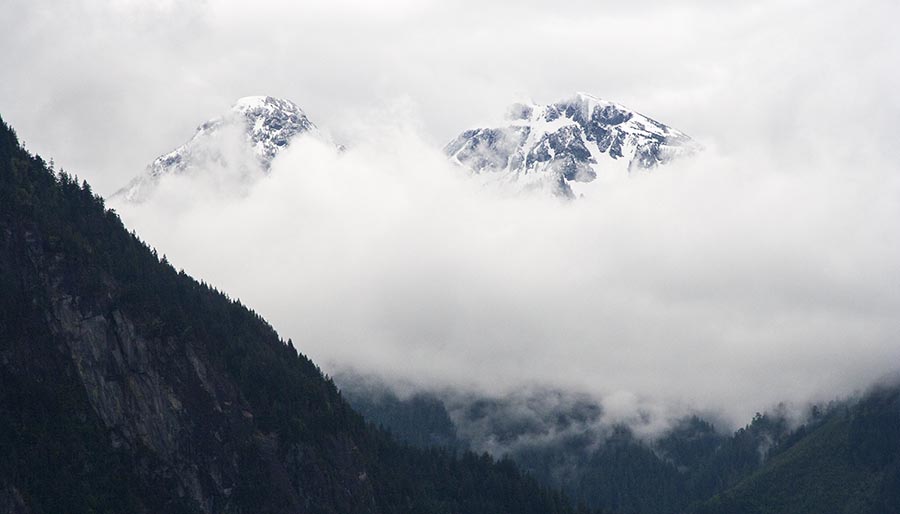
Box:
xmin=112 ymin=96 xmax=318 ymax=203
xmin=445 ymin=92 xmax=700 ymax=198
xmin=0 ymin=220 xmax=377 ymax=513
xmin=0 ymin=485 xmax=29 ymax=514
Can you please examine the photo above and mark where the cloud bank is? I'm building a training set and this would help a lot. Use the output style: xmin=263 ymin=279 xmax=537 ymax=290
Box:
xmin=3 ymin=0 xmax=898 ymax=428
xmin=113 ymin=106 xmax=900 ymax=426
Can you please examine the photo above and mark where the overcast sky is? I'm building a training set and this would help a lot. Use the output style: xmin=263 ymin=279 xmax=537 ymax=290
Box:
xmin=2 ymin=0 xmax=899 ymax=427
xmin=2 ymin=0 xmax=897 ymax=194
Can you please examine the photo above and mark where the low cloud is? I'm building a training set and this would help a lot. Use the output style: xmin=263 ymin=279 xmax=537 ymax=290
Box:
xmin=113 ymin=105 xmax=900 ymax=428
xmin=8 ymin=0 xmax=892 ymax=430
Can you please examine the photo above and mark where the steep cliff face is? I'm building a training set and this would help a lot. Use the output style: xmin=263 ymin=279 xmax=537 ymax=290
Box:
xmin=1 ymin=181 xmax=375 ymax=514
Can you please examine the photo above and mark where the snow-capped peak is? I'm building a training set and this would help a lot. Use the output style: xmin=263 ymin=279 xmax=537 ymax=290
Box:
xmin=111 ymin=95 xmax=318 ymax=203
xmin=446 ymin=93 xmax=700 ymax=198
xmin=224 ymin=95 xmax=316 ymax=166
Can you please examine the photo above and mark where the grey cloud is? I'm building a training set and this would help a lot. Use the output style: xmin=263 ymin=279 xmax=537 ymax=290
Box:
xmin=3 ymin=0 xmax=899 ymax=428
xmin=111 ymin=114 xmax=900 ymax=427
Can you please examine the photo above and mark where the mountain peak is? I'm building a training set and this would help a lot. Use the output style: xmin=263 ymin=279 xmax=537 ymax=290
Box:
xmin=111 ymin=95 xmax=317 ymax=203
xmin=224 ymin=95 xmax=315 ymax=165
xmin=446 ymin=92 xmax=700 ymax=198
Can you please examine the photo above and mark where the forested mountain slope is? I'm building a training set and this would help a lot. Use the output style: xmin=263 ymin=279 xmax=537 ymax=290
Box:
xmin=693 ymin=384 xmax=900 ymax=514
xmin=0 ymin=114 xmax=593 ymax=514
xmin=341 ymin=375 xmax=900 ymax=514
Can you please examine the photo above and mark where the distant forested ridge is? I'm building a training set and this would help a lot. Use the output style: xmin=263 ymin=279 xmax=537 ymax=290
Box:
xmin=341 ymin=374 xmax=900 ymax=514
xmin=0 ymin=114 xmax=598 ymax=514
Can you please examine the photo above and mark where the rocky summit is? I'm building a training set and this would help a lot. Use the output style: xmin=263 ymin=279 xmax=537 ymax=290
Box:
xmin=445 ymin=92 xmax=700 ymax=198
xmin=112 ymin=96 xmax=317 ymax=203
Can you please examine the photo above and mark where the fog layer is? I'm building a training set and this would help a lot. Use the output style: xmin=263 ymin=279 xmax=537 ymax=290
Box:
xmin=114 ymin=113 xmax=900 ymax=426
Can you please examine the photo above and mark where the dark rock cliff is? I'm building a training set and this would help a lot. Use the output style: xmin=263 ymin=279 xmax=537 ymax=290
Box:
xmin=1 ymin=172 xmax=375 ymax=514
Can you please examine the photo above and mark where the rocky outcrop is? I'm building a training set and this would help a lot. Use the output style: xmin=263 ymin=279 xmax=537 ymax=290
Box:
xmin=111 ymin=96 xmax=320 ymax=203
xmin=0 ymin=220 xmax=376 ymax=513
xmin=446 ymin=92 xmax=700 ymax=198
